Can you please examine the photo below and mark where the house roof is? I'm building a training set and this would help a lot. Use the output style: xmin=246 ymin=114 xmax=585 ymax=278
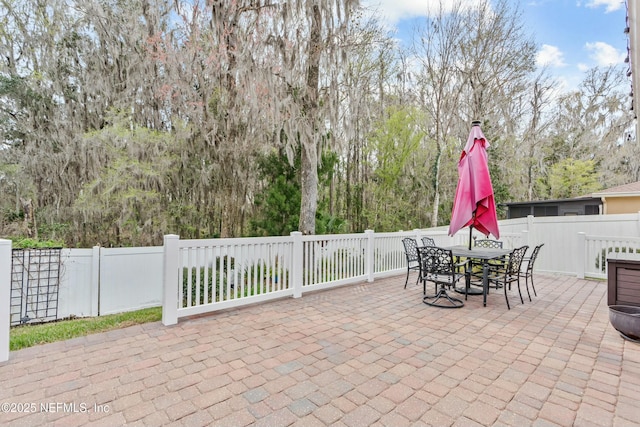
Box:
xmin=592 ymin=181 xmax=640 ymax=197
xmin=501 ymin=182 xmax=640 ymax=207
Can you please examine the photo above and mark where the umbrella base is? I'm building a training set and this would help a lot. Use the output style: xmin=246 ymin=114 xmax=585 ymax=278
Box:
xmin=423 ymin=287 xmax=464 ymax=309
xmin=454 ymin=286 xmax=483 ymax=295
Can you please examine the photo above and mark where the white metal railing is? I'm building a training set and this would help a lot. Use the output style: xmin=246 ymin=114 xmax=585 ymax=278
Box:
xmin=163 ymin=226 xmax=636 ymax=325
xmin=580 ymin=234 xmax=640 ymax=279
xmin=161 ymin=228 xmax=531 ymax=325
xmin=301 ymin=233 xmax=370 ymax=292
xmin=162 ymin=230 xmax=438 ymax=325
xmin=162 ymin=231 xmax=375 ymax=324
xmin=162 ymin=234 xmax=297 ymax=324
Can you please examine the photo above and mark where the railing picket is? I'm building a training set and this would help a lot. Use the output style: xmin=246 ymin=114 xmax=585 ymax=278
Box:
xmin=177 ymin=250 xmax=185 ymax=309
xmin=195 ymin=247 xmax=202 ymax=306
xmin=302 ymin=241 xmax=307 ymax=287
xmin=186 ymin=248 xmax=192 ymax=308
xmin=259 ymin=246 xmax=265 ymax=295
xmin=256 ymin=244 xmax=262 ymax=294
xmin=203 ymin=245 xmax=210 ymax=304
xmin=213 ymin=245 xmax=217 ymax=302
xmin=267 ymin=243 xmax=273 ymax=293
xmin=277 ymin=242 xmax=283 ymax=291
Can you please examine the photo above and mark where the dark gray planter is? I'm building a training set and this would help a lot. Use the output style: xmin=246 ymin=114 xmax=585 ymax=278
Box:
xmin=609 ymin=305 xmax=640 ymax=342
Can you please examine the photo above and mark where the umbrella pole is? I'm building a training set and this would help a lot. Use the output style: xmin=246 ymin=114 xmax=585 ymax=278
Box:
xmin=468 ymin=225 xmax=473 ymax=250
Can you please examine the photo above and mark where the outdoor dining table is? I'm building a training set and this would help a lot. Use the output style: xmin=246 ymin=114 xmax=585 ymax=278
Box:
xmin=444 ymin=245 xmax=511 ymax=307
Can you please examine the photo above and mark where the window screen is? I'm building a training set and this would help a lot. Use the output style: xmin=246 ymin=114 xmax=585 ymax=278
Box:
xmin=533 ymin=206 xmax=558 ymax=217
xmin=584 ymin=205 xmax=599 ymax=215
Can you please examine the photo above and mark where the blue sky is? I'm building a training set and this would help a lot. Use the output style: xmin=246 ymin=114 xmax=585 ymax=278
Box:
xmin=361 ymin=0 xmax=628 ymax=91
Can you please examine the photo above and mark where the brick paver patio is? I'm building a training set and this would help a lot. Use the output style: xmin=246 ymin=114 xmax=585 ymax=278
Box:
xmin=1 ymin=273 xmax=639 ymax=426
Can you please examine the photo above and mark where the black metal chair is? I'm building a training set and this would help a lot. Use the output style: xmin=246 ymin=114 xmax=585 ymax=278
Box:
xmin=487 ymin=245 xmax=529 ymax=309
xmin=417 ymin=246 xmax=469 ymax=308
xmin=474 ymin=239 xmax=503 ymax=249
xmin=470 ymin=239 xmax=505 ymax=287
xmin=421 ymin=236 xmax=436 ymax=247
xmin=519 ymin=244 xmax=544 ymax=300
xmin=402 ymin=238 xmax=421 ymax=289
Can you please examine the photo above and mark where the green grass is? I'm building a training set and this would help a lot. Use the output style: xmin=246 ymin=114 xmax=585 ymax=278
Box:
xmin=9 ymin=306 xmax=162 ymax=351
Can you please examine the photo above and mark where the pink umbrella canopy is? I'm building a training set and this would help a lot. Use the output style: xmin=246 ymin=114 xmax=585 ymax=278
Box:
xmin=448 ymin=121 xmax=500 ymax=241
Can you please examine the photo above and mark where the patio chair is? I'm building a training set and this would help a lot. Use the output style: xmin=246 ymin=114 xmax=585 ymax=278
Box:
xmin=519 ymin=243 xmax=544 ymax=300
xmin=487 ymin=245 xmax=528 ymax=310
xmin=421 ymin=236 xmax=436 ymax=247
xmin=402 ymin=237 xmax=421 ymax=289
xmin=470 ymin=239 xmax=505 ymax=286
xmin=474 ymin=239 xmax=503 ymax=249
xmin=417 ymin=246 xmax=469 ymax=309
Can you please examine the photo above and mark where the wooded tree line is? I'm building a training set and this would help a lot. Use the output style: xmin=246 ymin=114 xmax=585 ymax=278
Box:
xmin=0 ymin=0 xmax=636 ymax=247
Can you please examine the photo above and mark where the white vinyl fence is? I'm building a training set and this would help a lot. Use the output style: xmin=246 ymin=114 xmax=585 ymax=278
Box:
xmin=0 ymin=239 xmax=10 ymax=362
xmin=3 ymin=212 xmax=640 ymax=361
xmin=498 ymin=213 xmax=640 ymax=278
xmin=11 ymin=246 xmax=163 ymax=326
xmin=162 ymin=232 xmax=378 ymax=325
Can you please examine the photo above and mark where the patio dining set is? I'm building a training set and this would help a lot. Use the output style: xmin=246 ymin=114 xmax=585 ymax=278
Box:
xmin=402 ymin=237 xmax=544 ymax=310
xmin=401 ymin=122 xmax=544 ymax=311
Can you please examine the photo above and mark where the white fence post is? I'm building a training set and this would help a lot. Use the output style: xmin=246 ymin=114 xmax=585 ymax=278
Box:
xmin=91 ymin=246 xmax=100 ymax=316
xmin=365 ymin=229 xmax=375 ymax=283
xmin=0 ymin=239 xmax=12 ymax=362
xmin=162 ymin=234 xmax=180 ymax=326
xmin=577 ymin=232 xmax=586 ymax=279
xmin=521 ymin=230 xmax=530 ymax=247
xmin=291 ymin=232 xmax=303 ymax=298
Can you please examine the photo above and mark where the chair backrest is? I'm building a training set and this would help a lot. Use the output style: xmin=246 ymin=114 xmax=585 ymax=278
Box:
xmin=507 ymin=246 xmax=529 ymax=274
xmin=417 ymin=246 xmax=454 ymax=276
xmin=402 ymin=238 xmax=419 ymax=263
xmin=421 ymin=236 xmax=436 ymax=247
xmin=526 ymin=244 xmax=544 ymax=272
xmin=474 ymin=239 xmax=503 ymax=249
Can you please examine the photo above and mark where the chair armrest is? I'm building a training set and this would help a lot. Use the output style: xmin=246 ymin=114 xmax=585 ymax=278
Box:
xmin=486 ymin=262 xmax=508 ymax=274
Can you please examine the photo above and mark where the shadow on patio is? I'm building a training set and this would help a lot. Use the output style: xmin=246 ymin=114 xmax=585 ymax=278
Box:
xmin=0 ymin=273 xmax=638 ymax=426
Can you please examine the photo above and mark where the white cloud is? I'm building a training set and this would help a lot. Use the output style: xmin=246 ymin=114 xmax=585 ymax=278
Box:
xmin=584 ymin=0 xmax=624 ymax=13
xmin=536 ymin=44 xmax=566 ymax=67
xmin=577 ymin=63 xmax=590 ymax=72
xmin=585 ymin=41 xmax=625 ymax=65
xmin=361 ymin=0 xmax=484 ymax=25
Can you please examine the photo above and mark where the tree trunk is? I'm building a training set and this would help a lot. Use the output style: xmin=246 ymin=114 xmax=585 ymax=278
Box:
xmin=300 ymin=144 xmax=319 ymax=234
xmin=430 ymin=150 xmax=441 ymax=227
xmin=20 ymin=198 xmax=37 ymax=239
xmin=299 ymin=2 xmax=322 ymax=235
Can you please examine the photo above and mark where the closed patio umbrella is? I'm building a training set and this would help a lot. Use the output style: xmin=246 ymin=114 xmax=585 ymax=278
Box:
xmin=448 ymin=120 xmax=500 ymax=248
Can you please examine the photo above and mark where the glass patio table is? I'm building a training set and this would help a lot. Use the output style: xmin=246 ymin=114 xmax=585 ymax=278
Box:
xmin=444 ymin=245 xmax=511 ymax=307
